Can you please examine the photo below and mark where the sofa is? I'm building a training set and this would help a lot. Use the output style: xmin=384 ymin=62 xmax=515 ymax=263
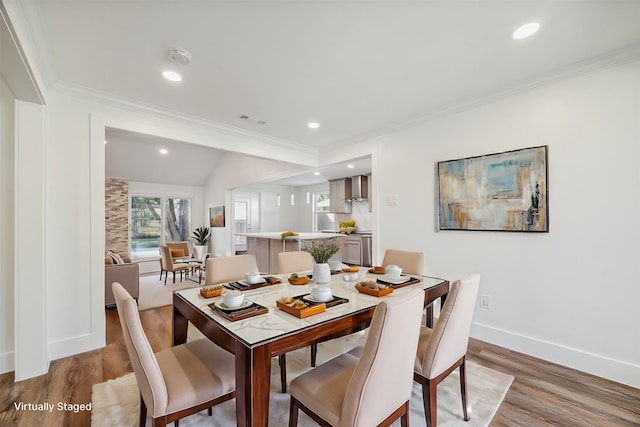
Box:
xmin=105 ymin=253 xmax=140 ymax=307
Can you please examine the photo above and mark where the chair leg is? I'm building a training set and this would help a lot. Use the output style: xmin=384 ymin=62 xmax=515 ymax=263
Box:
xmin=422 ymin=379 xmax=438 ymax=427
xmin=173 ymin=271 xmax=176 ymax=283
xmin=310 ymin=343 xmax=318 ymax=367
xmin=288 ymin=396 xmax=299 ymax=427
xmin=164 ymin=272 xmax=168 ymax=285
xmin=279 ymin=354 xmax=287 ymax=393
xmin=460 ymin=358 xmax=469 ymax=421
xmin=139 ymin=394 xmax=147 ymax=427
xmin=208 ymin=407 xmax=212 ymax=416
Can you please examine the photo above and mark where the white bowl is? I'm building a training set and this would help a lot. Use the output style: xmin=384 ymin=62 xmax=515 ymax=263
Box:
xmin=310 ymin=286 xmax=332 ymax=302
xmin=222 ymin=290 xmax=244 ymax=308
xmin=244 ymin=272 xmax=261 ymax=284
xmin=386 ymin=264 xmax=402 ymax=279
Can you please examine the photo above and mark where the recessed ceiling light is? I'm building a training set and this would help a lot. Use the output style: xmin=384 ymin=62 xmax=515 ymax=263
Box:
xmin=162 ymin=70 xmax=182 ymax=82
xmin=347 ymin=164 xmax=355 ymax=169
xmin=307 ymin=122 xmax=320 ymax=129
xmin=511 ymin=22 xmax=540 ymax=40
xmin=159 ymin=148 xmax=168 ymax=155
xmin=103 ymin=140 xmax=107 ymax=144
xmin=313 ymin=172 xmax=320 ymax=176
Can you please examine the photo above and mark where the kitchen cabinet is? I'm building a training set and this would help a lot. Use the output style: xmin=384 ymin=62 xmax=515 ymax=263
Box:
xmin=344 ymin=235 xmax=362 ymax=265
xmin=329 ymin=178 xmax=352 ymax=214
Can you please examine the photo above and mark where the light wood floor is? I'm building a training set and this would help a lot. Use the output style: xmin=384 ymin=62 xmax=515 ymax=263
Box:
xmin=1 ymin=305 xmax=639 ymax=426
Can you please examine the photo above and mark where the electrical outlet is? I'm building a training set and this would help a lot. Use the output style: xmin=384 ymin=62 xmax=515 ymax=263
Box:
xmin=480 ymin=295 xmax=491 ymax=309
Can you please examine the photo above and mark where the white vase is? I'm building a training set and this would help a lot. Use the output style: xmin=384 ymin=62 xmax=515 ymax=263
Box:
xmin=313 ymin=263 xmax=331 ymax=284
xmin=194 ymin=245 xmax=206 ymax=261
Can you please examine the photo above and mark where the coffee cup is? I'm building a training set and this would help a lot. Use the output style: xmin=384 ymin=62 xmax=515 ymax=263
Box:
xmin=222 ymin=289 xmax=244 ymax=308
xmin=310 ymin=286 xmax=332 ymax=302
xmin=244 ymin=272 xmax=261 ymax=284
xmin=386 ymin=265 xmax=402 ymax=279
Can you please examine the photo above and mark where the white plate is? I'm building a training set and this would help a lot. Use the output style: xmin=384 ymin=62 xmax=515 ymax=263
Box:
xmin=238 ymin=277 xmax=266 ymax=286
xmin=377 ymin=275 xmax=411 ymax=284
xmin=215 ymin=300 xmax=252 ymax=311
xmin=303 ymin=294 xmax=333 ymax=303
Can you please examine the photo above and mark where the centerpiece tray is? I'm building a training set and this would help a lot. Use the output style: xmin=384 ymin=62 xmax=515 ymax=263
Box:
xmin=276 ymin=294 xmax=349 ymax=318
xmin=209 ymin=301 xmax=268 ymax=322
xmin=355 ymin=284 xmax=393 ymax=297
xmin=200 ymin=285 xmax=224 ymax=298
xmin=223 ymin=276 xmax=282 ymax=291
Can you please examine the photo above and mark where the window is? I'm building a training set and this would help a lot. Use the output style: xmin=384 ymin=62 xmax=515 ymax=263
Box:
xmin=313 ymin=192 xmax=334 ymax=231
xmin=130 ymin=195 xmax=191 ymax=258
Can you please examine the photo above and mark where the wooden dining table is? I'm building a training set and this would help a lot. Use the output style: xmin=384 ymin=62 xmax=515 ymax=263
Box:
xmin=172 ymin=272 xmax=449 ymax=427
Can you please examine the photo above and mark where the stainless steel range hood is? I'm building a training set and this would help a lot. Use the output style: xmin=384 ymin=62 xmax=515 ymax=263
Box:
xmin=349 ymin=175 xmax=369 ymax=201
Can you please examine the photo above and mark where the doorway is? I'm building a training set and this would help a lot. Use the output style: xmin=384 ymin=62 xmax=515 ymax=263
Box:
xmin=233 ymin=192 xmax=259 ymax=254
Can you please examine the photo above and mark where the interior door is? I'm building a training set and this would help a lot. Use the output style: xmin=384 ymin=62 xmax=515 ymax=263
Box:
xmin=234 ymin=197 xmax=251 ymax=253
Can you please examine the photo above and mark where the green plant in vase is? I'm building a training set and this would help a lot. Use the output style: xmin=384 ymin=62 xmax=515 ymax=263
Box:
xmin=302 ymin=238 xmax=341 ymax=284
xmin=191 ymin=226 xmax=210 ymax=260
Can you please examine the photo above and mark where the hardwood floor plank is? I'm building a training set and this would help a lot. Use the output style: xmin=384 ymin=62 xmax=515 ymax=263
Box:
xmin=0 ymin=306 xmax=638 ymax=426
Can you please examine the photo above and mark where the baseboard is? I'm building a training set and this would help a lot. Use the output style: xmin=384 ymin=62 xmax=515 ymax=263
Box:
xmin=0 ymin=350 xmax=15 ymax=374
xmin=471 ymin=322 xmax=640 ymax=389
xmin=48 ymin=332 xmax=105 ymax=362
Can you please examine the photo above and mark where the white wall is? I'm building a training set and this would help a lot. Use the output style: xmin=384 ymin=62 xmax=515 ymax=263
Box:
xmin=370 ymin=61 xmax=640 ymax=387
xmin=0 ymin=77 xmax=16 ymax=373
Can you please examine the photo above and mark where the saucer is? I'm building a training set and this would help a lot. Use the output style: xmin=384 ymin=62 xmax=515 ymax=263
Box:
xmin=215 ymin=300 xmax=251 ymax=311
xmin=303 ymin=294 xmax=332 ymax=303
xmin=377 ymin=274 xmax=411 ymax=284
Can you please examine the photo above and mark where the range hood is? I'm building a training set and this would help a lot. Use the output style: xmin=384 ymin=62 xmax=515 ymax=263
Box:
xmin=349 ymin=175 xmax=369 ymax=201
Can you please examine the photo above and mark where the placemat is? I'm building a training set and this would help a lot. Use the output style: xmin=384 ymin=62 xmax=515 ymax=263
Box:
xmin=209 ymin=301 xmax=269 ymax=321
xmin=293 ymin=294 xmax=349 ymax=309
xmin=376 ymin=277 xmax=421 ymax=289
xmin=223 ymin=276 xmax=282 ymax=291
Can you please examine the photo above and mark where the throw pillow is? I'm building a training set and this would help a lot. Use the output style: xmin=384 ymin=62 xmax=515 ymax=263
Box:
xmin=170 ymin=248 xmax=185 ymax=258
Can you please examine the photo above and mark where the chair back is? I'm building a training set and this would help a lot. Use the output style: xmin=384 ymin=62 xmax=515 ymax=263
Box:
xmin=167 ymin=241 xmax=190 ymax=259
xmin=112 ymin=282 xmax=168 ymax=417
xmin=159 ymin=245 xmax=175 ymax=271
xmin=275 ymin=251 xmax=314 ymax=274
xmin=340 ymin=288 xmax=424 ymax=427
xmin=420 ymin=273 xmax=480 ymax=379
xmin=382 ymin=249 xmax=424 ymax=275
xmin=205 ymin=254 xmax=259 ymax=285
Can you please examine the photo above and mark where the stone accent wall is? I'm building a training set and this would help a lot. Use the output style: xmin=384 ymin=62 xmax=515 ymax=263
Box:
xmin=105 ymin=177 xmax=129 ymax=255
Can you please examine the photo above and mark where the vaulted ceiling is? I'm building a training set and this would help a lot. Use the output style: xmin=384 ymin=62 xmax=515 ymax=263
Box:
xmin=15 ymin=1 xmax=640 ymax=185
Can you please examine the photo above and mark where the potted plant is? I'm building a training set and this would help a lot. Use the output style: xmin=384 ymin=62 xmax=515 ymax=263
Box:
xmin=191 ymin=226 xmax=210 ymax=260
xmin=302 ymin=238 xmax=341 ymax=284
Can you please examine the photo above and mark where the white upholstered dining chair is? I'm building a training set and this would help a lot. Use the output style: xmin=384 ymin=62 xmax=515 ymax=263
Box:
xmin=276 ymin=250 xmax=314 ymax=275
xmin=112 ymin=282 xmax=235 ymax=427
xmin=204 ymin=254 xmax=259 ymax=285
xmin=381 ymin=249 xmax=424 ymax=276
xmin=288 ymin=288 xmax=425 ymax=427
xmin=414 ymin=273 xmax=480 ymax=427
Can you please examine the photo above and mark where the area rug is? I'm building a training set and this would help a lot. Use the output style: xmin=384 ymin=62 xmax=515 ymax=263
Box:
xmin=92 ymin=333 xmax=513 ymax=426
xmin=136 ymin=273 xmax=201 ymax=311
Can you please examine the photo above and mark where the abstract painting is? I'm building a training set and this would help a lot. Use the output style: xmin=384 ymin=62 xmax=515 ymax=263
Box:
xmin=210 ymin=206 xmax=225 ymax=228
xmin=438 ymin=146 xmax=548 ymax=232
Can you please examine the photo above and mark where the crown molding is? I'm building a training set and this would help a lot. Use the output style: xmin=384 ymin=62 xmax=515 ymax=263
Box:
xmin=52 ymin=81 xmax=318 ymax=157
xmin=324 ymin=43 xmax=640 ymax=151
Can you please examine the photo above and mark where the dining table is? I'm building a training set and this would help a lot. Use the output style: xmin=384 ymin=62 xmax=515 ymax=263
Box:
xmin=172 ymin=271 xmax=449 ymax=427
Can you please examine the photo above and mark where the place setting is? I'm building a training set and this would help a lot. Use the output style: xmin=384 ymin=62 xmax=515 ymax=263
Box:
xmin=208 ymin=289 xmax=268 ymax=321
xmin=276 ymin=285 xmax=349 ymax=318
xmin=375 ymin=264 xmax=421 ymax=287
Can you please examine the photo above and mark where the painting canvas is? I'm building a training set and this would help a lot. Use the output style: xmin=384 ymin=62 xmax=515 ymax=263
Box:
xmin=210 ymin=206 xmax=225 ymax=228
xmin=438 ymin=146 xmax=548 ymax=232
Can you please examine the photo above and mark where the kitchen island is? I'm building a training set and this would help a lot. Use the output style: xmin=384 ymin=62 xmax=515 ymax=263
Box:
xmin=238 ymin=232 xmax=345 ymax=273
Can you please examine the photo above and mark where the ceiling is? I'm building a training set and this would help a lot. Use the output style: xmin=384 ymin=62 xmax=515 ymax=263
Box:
xmin=22 ymin=1 xmax=640 ymax=185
